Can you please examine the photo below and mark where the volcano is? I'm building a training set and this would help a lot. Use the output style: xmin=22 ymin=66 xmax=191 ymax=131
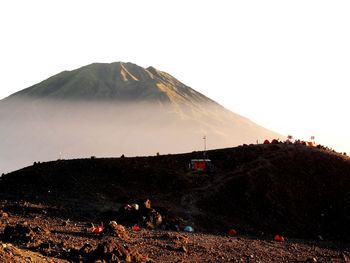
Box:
xmin=0 ymin=62 xmax=280 ymax=173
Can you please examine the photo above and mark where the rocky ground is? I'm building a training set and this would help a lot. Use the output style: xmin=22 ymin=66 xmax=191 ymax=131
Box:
xmin=0 ymin=200 xmax=349 ymax=262
xmin=1 ymin=143 xmax=350 ymax=262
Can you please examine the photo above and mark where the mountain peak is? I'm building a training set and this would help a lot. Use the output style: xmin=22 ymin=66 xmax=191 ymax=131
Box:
xmin=78 ymin=62 xmax=154 ymax=82
xmin=6 ymin=62 xmax=210 ymax=105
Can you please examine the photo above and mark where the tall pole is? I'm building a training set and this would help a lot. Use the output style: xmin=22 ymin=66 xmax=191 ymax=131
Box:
xmin=203 ymin=135 xmax=206 ymax=157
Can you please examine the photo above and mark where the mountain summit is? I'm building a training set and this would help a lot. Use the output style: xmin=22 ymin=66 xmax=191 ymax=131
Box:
xmin=7 ymin=62 xmax=212 ymax=106
xmin=0 ymin=62 xmax=281 ymax=173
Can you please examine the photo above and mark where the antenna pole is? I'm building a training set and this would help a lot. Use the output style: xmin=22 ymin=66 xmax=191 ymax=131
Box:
xmin=203 ymin=135 xmax=206 ymax=153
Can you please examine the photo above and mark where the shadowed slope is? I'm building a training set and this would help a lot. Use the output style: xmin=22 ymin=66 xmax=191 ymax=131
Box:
xmin=1 ymin=144 xmax=350 ymax=241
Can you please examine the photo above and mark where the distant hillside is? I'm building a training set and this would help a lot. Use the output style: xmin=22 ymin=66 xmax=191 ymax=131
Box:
xmin=1 ymin=143 xmax=350 ymax=240
xmin=0 ymin=62 xmax=281 ymax=173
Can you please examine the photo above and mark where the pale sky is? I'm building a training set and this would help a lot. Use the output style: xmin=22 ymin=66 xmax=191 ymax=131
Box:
xmin=0 ymin=0 xmax=349 ymax=153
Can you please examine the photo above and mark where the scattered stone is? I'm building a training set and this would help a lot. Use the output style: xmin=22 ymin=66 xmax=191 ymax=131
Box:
xmin=165 ymin=244 xmax=187 ymax=253
xmin=79 ymin=243 xmax=94 ymax=254
xmin=341 ymin=253 xmax=349 ymax=262
xmin=77 ymin=239 xmax=153 ymax=263
xmin=39 ymin=241 xmax=51 ymax=249
xmin=107 ymin=221 xmax=129 ymax=239
xmin=161 ymin=233 xmax=189 ymax=248
xmin=305 ymin=257 xmax=317 ymax=262
xmin=2 ymin=223 xmax=36 ymax=244
xmin=179 ymin=246 xmax=187 ymax=253
xmin=174 ymin=233 xmax=189 ymax=244
xmin=1 ymin=212 xmax=9 ymax=219
xmin=143 ymin=209 xmax=162 ymax=229
xmin=33 ymin=226 xmax=50 ymax=235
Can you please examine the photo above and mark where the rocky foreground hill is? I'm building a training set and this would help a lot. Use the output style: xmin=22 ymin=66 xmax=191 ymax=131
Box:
xmin=0 ymin=143 xmax=349 ymax=262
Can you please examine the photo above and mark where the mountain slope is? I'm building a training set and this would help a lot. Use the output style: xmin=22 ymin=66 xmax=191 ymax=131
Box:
xmin=1 ymin=144 xmax=349 ymax=240
xmin=0 ymin=62 xmax=281 ymax=173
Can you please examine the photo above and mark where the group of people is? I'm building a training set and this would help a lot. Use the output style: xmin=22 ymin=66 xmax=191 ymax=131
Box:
xmin=262 ymin=138 xmax=346 ymax=156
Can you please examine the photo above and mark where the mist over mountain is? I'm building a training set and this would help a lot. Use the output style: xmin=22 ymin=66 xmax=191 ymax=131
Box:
xmin=0 ymin=62 xmax=281 ymax=173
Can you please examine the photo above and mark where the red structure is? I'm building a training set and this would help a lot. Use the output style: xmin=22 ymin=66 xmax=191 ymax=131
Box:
xmin=190 ymin=159 xmax=212 ymax=172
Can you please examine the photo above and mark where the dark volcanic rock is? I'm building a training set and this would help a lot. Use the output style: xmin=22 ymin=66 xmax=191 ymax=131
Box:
xmin=2 ymin=223 xmax=36 ymax=244
xmin=1 ymin=144 xmax=350 ymax=241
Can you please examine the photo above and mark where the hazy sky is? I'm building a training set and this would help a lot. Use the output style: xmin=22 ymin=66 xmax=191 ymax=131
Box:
xmin=1 ymin=0 xmax=349 ymax=153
